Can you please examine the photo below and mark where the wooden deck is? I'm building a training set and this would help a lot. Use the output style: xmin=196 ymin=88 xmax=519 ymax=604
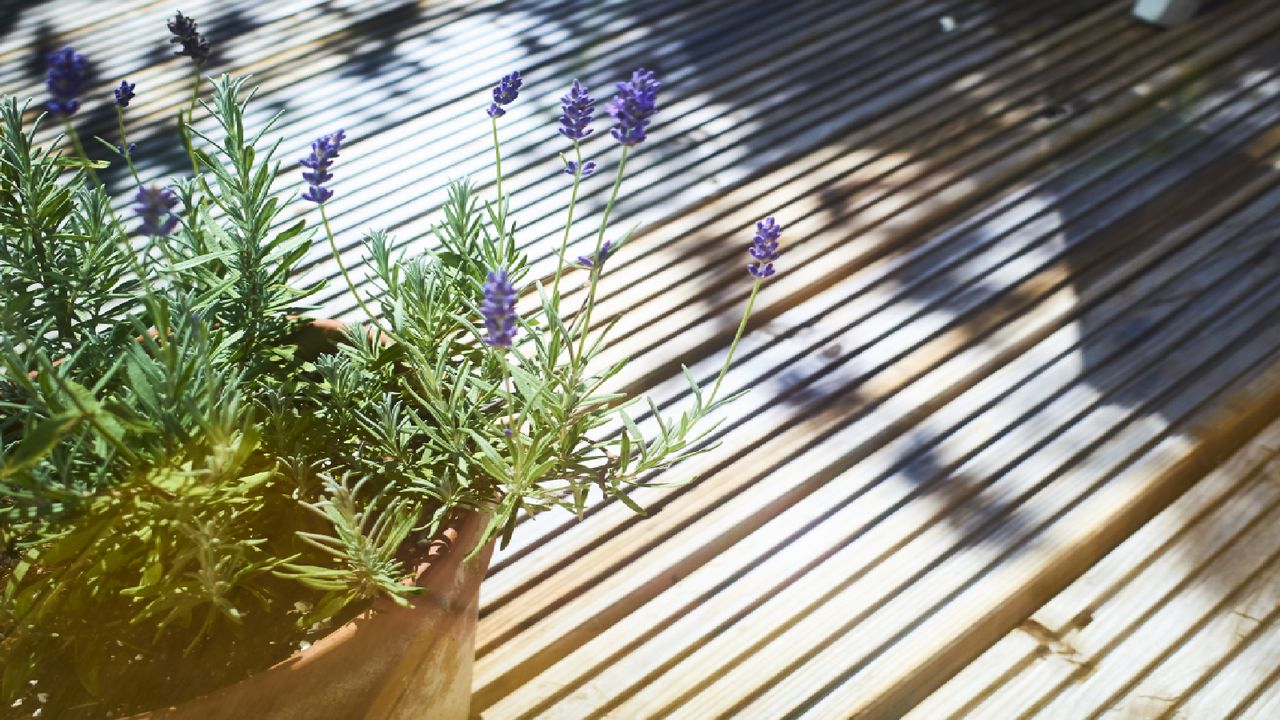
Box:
xmin=5 ymin=0 xmax=1280 ymax=717
xmin=910 ymin=416 xmax=1280 ymax=718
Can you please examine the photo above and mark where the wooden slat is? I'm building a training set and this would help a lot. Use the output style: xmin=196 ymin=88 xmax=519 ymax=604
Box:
xmin=473 ymin=3 xmax=1280 ymax=713
xmin=486 ymin=0 xmax=1161 ymax=568
xmin=908 ymin=418 xmax=1280 ymax=719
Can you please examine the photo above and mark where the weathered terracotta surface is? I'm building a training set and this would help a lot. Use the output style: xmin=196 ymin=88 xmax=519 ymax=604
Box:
xmin=131 ymin=510 xmax=493 ymax=720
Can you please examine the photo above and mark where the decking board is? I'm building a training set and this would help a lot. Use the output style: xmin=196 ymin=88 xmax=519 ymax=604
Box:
xmin=4 ymin=0 xmax=1280 ymax=717
xmin=909 ymin=418 xmax=1280 ymax=719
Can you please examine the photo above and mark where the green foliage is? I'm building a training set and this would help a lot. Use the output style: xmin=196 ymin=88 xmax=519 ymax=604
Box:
xmin=0 ymin=80 xmax=327 ymax=716
xmin=276 ymin=474 xmax=420 ymax=624
xmin=0 ymin=68 xmax=743 ymax=717
xmin=355 ymin=177 xmax=724 ymax=553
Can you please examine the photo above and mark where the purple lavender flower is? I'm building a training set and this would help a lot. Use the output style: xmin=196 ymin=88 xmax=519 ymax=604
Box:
xmin=301 ymin=185 xmax=332 ymax=204
xmin=168 ymin=12 xmax=210 ymax=65
xmin=487 ymin=71 xmax=522 ymax=118
xmin=114 ymin=80 xmax=135 ymax=108
xmin=559 ymin=80 xmax=594 ymax=141
xmin=607 ymin=68 xmax=660 ymax=146
xmin=747 ymin=217 xmax=782 ymax=278
xmin=565 ymin=160 xmax=596 ymax=177
xmin=44 ymin=47 xmax=88 ymax=117
xmin=300 ymin=130 xmax=346 ymax=205
xmin=481 ymin=268 xmax=518 ymax=347
xmin=133 ymin=186 xmax=180 ymax=237
xmin=577 ymin=240 xmax=613 ymax=269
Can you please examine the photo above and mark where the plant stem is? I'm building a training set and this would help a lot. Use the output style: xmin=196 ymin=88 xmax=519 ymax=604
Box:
xmin=707 ymin=278 xmax=761 ymax=406
xmin=69 ymin=112 xmax=158 ymax=301
xmin=188 ymin=67 xmax=201 ymax=117
xmin=503 ymin=360 xmax=517 ymax=442
xmin=550 ymin=143 xmax=584 ymax=307
xmin=490 ymin=116 xmax=506 ymax=245
xmin=62 ymin=120 xmax=102 ymax=190
xmin=181 ymin=67 xmax=202 ymax=177
xmin=115 ymin=106 xmax=141 ymax=185
xmin=106 ymin=108 xmax=160 ymax=299
xmin=61 ymin=121 xmax=151 ymax=338
xmin=322 ymin=204 xmax=388 ymax=337
xmin=573 ymin=146 xmax=629 ymax=362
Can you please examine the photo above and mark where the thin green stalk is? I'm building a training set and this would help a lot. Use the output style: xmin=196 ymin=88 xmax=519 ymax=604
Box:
xmin=62 ymin=120 xmax=102 ymax=190
xmin=502 ymin=362 xmax=517 ymax=441
xmin=573 ymin=146 xmax=630 ymax=362
xmin=180 ymin=67 xmax=202 ymax=177
xmin=187 ymin=67 xmax=201 ymax=117
xmin=105 ymin=107 xmax=162 ymax=303
xmin=115 ymin=106 xmax=141 ymax=185
xmin=707 ymin=279 xmax=761 ymax=406
xmin=322 ymin=204 xmax=388 ymax=337
xmin=550 ymin=143 xmax=585 ymax=306
xmin=490 ymin=117 xmax=506 ymax=243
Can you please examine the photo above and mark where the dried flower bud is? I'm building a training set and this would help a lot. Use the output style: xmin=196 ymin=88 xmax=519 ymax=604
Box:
xmin=114 ymin=80 xmax=136 ymax=108
xmin=167 ymin=12 xmax=210 ymax=66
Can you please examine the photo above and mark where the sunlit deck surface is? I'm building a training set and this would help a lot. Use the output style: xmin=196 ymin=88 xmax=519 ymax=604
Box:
xmin=6 ymin=0 xmax=1280 ymax=716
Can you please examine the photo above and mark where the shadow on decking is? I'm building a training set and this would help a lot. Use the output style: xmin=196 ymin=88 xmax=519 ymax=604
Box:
xmin=469 ymin=0 xmax=1280 ymax=713
xmin=491 ymin=0 xmax=1280 ymax=569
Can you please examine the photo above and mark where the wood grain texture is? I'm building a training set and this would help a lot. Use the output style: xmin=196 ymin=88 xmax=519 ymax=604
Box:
xmin=4 ymin=0 xmax=1280 ymax=717
xmin=908 ymin=419 xmax=1280 ymax=719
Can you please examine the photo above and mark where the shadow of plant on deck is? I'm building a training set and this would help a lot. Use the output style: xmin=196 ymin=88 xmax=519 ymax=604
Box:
xmin=474 ymin=0 xmax=1280 ymax=713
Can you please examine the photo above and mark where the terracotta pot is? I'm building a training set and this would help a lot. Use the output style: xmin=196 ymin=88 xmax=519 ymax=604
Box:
xmin=122 ymin=319 xmax=495 ymax=720
xmin=128 ymin=511 xmax=493 ymax=720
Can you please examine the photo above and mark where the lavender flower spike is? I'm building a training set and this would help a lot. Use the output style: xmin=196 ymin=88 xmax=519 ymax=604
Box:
xmin=608 ymin=68 xmax=661 ymax=146
xmin=559 ymin=80 xmax=595 ymax=141
xmin=114 ymin=80 xmax=136 ymax=108
xmin=747 ymin=216 xmax=782 ymax=278
xmin=168 ymin=12 xmax=210 ymax=65
xmin=481 ymin=268 xmax=518 ymax=347
xmin=44 ymin=47 xmax=88 ymax=117
xmin=487 ymin=71 xmax=523 ymax=118
xmin=133 ymin=186 xmax=180 ymax=237
xmin=300 ymin=130 xmax=346 ymax=204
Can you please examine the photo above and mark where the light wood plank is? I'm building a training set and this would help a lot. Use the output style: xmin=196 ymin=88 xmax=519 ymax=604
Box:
xmin=907 ymin=420 xmax=1280 ymax=719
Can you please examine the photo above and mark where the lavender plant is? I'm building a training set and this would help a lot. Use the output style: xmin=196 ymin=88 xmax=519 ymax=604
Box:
xmin=0 ymin=21 xmax=777 ymax=719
